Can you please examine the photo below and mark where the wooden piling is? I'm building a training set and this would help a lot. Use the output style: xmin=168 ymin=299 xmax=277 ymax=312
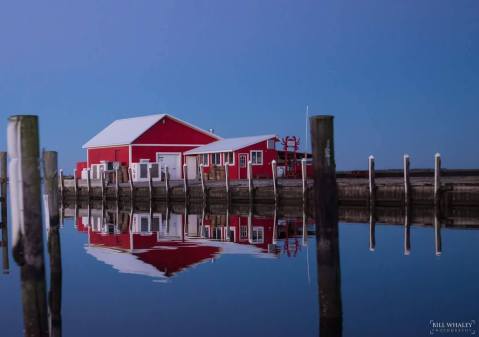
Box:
xmin=434 ymin=153 xmax=441 ymax=206
xmin=86 ymin=168 xmax=91 ymax=197
xmin=301 ymin=158 xmax=307 ymax=204
xmin=115 ymin=168 xmax=120 ymax=201
xmin=199 ymin=164 xmax=206 ymax=203
xmin=165 ymin=167 xmax=170 ymax=204
xmin=403 ymin=154 xmax=410 ymax=206
xmin=128 ymin=168 xmax=134 ymax=200
xmin=271 ymin=160 xmax=278 ymax=204
xmin=310 ymin=115 xmax=342 ymax=336
xmin=247 ymin=161 xmax=254 ymax=204
xmin=7 ymin=115 xmax=49 ymax=337
xmin=73 ymin=169 xmax=78 ymax=199
xmin=224 ymin=163 xmax=230 ymax=206
xmin=368 ymin=155 xmax=375 ymax=210
xmin=148 ymin=167 xmax=153 ymax=200
xmin=0 ymin=152 xmax=9 ymax=274
xmin=42 ymin=151 xmax=62 ymax=337
xmin=100 ymin=171 xmax=105 ymax=201
xmin=59 ymin=169 xmax=64 ymax=201
xmin=183 ymin=163 xmax=188 ymax=202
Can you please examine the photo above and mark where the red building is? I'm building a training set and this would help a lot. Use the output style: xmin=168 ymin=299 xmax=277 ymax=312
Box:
xmin=82 ymin=114 xmax=220 ymax=180
xmin=184 ymin=134 xmax=279 ymax=179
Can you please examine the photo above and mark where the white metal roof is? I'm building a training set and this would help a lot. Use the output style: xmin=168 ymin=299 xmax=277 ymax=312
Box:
xmin=184 ymin=134 xmax=277 ymax=155
xmin=82 ymin=114 xmax=220 ymax=148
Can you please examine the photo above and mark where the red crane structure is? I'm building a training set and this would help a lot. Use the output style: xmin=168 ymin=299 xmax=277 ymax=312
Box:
xmin=281 ymin=136 xmax=301 ymax=178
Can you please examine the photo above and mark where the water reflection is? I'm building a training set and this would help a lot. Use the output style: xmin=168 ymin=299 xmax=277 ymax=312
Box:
xmin=68 ymin=205 xmax=314 ymax=281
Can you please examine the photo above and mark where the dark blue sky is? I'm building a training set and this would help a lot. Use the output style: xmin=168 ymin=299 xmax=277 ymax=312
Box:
xmin=0 ymin=0 xmax=478 ymax=172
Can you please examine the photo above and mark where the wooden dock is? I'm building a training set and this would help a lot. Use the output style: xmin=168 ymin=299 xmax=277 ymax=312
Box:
xmin=60 ymin=170 xmax=479 ymax=209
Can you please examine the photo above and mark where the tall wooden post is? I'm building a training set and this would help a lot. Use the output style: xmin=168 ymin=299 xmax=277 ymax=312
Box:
xmin=403 ymin=154 xmax=410 ymax=207
xmin=86 ymin=168 xmax=91 ymax=198
xmin=100 ymin=171 xmax=105 ymax=201
xmin=310 ymin=115 xmax=342 ymax=337
xmin=271 ymin=160 xmax=278 ymax=204
xmin=224 ymin=163 xmax=230 ymax=206
xmin=247 ymin=161 xmax=254 ymax=204
xmin=183 ymin=163 xmax=189 ymax=203
xmin=8 ymin=115 xmax=49 ymax=337
xmin=165 ymin=167 xmax=170 ymax=204
xmin=434 ymin=153 xmax=441 ymax=207
xmin=42 ymin=151 xmax=62 ymax=337
xmin=301 ymin=158 xmax=307 ymax=205
xmin=115 ymin=168 xmax=120 ymax=201
xmin=128 ymin=168 xmax=134 ymax=201
xmin=368 ymin=155 xmax=375 ymax=210
xmin=148 ymin=167 xmax=153 ymax=201
xmin=73 ymin=169 xmax=78 ymax=200
xmin=199 ymin=164 xmax=206 ymax=203
xmin=0 ymin=152 xmax=9 ymax=274
xmin=58 ymin=169 xmax=64 ymax=202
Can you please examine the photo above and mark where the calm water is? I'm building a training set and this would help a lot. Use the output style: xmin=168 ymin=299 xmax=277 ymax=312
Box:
xmin=0 ymin=207 xmax=478 ymax=337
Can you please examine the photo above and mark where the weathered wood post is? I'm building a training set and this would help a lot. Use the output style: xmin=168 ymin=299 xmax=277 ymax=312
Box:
xmin=148 ymin=167 xmax=153 ymax=201
xmin=183 ymin=163 xmax=189 ymax=203
xmin=271 ymin=160 xmax=278 ymax=204
xmin=0 ymin=152 xmax=9 ymax=274
xmin=42 ymin=151 xmax=62 ymax=337
xmin=247 ymin=160 xmax=254 ymax=204
xmin=165 ymin=167 xmax=170 ymax=204
xmin=86 ymin=168 xmax=91 ymax=198
xmin=301 ymin=158 xmax=307 ymax=205
xmin=199 ymin=164 xmax=206 ymax=203
xmin=310 ymin=115 xmax=342 ymax=337
xmin=128 ymin=167 xmax=134 ymax=201
xmin=403 ymin=154 xmax=410 ymax=207
xmin=434 ymin=153 xmax=441 ymax=207
xmin=368 ymin=155 xmax=375 ymax=210
xmin=100 ymin=171 xmax=105 ymax=201
xmin=58 ymin=169 xmax=64 ymax=202
xmin=73 ymin=169 xmax=78 ymax=199
xmin=224 ymin=163 xmax=230 ymax=206
xmin=115 ymin=167 xmax=120 ymax=201
xmin=225 ymin=208 xmax=230 ymax=242
xmin=8 ymin=115 xmax=49 ymax=337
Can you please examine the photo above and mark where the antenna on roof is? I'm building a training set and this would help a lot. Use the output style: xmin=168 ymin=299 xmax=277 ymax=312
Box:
xmin=209 ymin=128 xmax=215 ymax=134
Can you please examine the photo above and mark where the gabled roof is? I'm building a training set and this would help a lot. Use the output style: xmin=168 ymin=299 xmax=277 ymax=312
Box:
xmin=82 ymin=114 xmax=220 ymax=148
xmin=184 ymin=134 xmax=277 ymax=155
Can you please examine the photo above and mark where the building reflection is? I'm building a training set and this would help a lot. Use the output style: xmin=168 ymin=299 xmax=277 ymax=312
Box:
xmin=74 ymin=208 xmax=313 ymax=280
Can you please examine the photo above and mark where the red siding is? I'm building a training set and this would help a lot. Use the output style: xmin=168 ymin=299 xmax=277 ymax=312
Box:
xmin=134 ymin=115 xmax=218 ymax=145
xmin=199 ymin=139 xmax=278 ymax=180
xmin=88 ymin=146 xmax=129 ymax=167
xmin=131 ymin=145 xmax=195 ymax=163
xmin=75 ymin=162 xmax=87 ymax=178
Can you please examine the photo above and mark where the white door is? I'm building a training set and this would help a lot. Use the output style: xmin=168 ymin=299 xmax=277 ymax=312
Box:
xmin=186 ymin=156 xmax=197 ymax=180
xmin=157 ymin=153 xmax=181 ymax=179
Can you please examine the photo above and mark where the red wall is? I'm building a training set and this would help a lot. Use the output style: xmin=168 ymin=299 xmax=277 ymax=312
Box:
xmin=131 ymin=145 xmax=194 ymax=163
xmin=75 ymin=162 xmax=87 ymax=178
xmin=134 ymin=115 xmax=218 ymax=145
xmin=88 ymin=146 xmax=129 ymax=167
xmin=200 ymin=139 xmax=278 ymax=180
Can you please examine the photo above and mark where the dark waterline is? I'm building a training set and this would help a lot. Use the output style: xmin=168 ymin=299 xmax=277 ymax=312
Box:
xmin=0 ymin=207 xmax=478 ymax=337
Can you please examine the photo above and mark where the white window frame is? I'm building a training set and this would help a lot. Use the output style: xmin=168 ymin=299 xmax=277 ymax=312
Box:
xmin=211 ymin=153 xmax=221 ymax=166
xmin=199 ymin=153 xmax=209 ymax=167
xmin=223 ymin=152 xmax=235 ymax=165
xmin=251 ymin=226 xmax=264 ymax=244
xmin=250 ymin=150 xmax=263 ymax=165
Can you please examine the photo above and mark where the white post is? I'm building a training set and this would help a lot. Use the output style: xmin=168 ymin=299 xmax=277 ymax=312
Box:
xmin=183 ymin=163 xmax=188 ymax=194
xmin=73 ymin=169 xmax=78 ymax=198
xmin=59 ymin=168 xmax=64 ymax=199
xmin=165 ymin=166 xmax=170 ymax=203
xmin=434 ymin=153 xmax=441 ymax=206
xmin=271 ymin=160 xmax=278 ymax=203
xmin=128 ymin=167 xmax=134 ymax=201
xmin=199 ymin=164 xmax=206 ymax=200
xmin=115 ymin=167 xmax=120 ymax=200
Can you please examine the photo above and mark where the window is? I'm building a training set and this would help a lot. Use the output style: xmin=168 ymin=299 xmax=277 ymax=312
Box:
xmin=139 ymin=163 xmax=149 ymax=179
xmin=150 ymin=163 xmax=159 ymax=179
xmin=239 ymin=154 xmax=247 ymax=168
xmin=240 ymin=226 xmax=248 ymax=240
xmin=140 ymin=216 xmax=149 ymax=233
xmin=211 ymin=153 xmax=221 ymax=166
xmin=223 ymin=152 xmax=234 ymax=165
xmin=251 ymin=151 xmax=263 ymax=165
xmin=252 ymin=227 xmax=264 ymax=244
xmin=151 ymin=216 xmax=160 ymax=232
xmin=267 ymin=139 xmax=276 ymax=149
xmin=199 ymin=154 xmax=209 ymax=166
